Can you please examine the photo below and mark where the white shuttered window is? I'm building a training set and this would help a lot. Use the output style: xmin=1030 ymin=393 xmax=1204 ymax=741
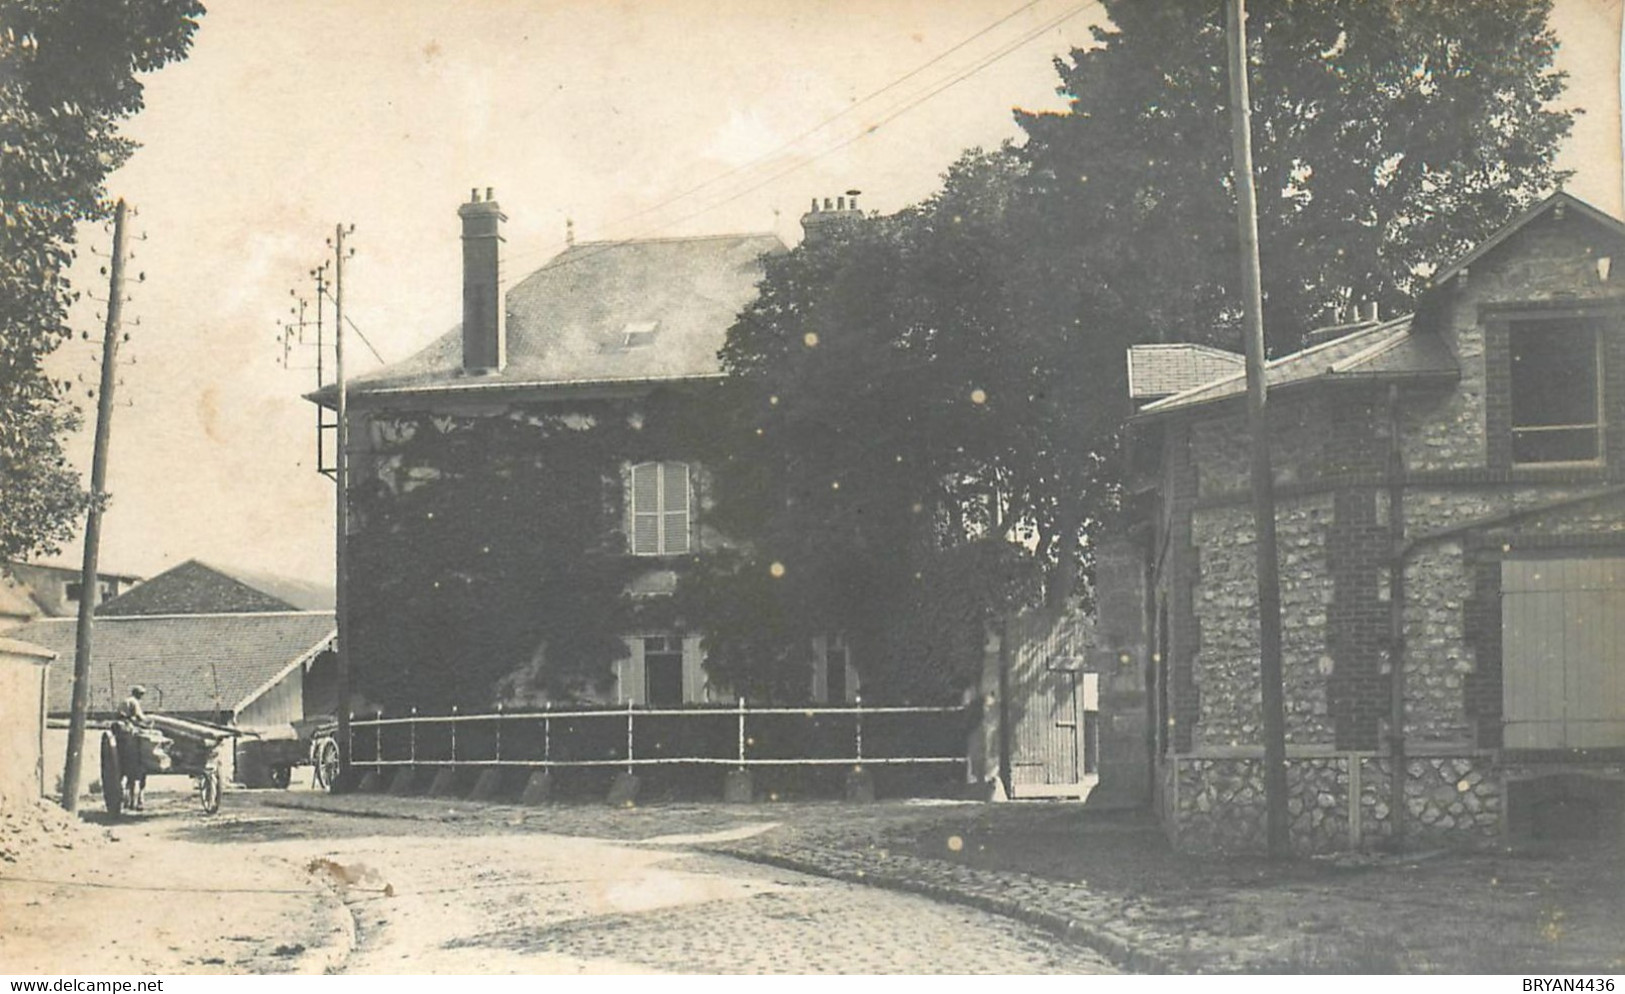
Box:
xmin=630 ymin=461 xmax=691 ymax=556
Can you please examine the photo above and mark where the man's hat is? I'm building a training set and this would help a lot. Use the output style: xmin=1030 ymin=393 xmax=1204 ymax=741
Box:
xmin=130 ymin=685 xmax=146 ymax=697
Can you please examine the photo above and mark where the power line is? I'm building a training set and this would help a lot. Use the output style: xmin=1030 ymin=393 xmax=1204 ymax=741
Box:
xmin=505 ymin=0 xmax=1083 ymax=272
xmin=507 ymin=0 xmax=1102 ymax=282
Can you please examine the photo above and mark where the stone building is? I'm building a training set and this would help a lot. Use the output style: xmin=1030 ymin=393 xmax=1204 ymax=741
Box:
xmin=1119 ymin=192 xmax=1625 ymax=851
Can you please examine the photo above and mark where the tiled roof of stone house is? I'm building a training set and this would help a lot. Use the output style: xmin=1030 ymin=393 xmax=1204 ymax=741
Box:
xmin=337 ymin=232 xmax=785 ymax=399
xmin=1127 ymin=343 xmax=1246 ymax=401
xmin=14 ymin=612 xmax=335 ymax=717
xmin=1133 ymin=314 xmax=1459 ymax=419
xmin=1430 ymin=191 xmax=1625 ymax=287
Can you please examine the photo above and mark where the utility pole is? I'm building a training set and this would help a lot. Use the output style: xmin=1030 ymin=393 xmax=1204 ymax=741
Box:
xmin=61 ymin=199 xmax=129 ymax=813
xmin=1224 ymin=0 xmax=1290 ymax=858
xmin=330 ymin=223 xmax=353 ymax=791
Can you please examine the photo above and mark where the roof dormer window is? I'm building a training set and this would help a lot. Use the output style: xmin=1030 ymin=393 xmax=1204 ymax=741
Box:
xmin=1510 ymin=317 xmax=1603 ymax=465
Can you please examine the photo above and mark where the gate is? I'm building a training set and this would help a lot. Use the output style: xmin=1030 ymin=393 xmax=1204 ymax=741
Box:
xmin=1004 ymin=609 xmax=1099 ymax=799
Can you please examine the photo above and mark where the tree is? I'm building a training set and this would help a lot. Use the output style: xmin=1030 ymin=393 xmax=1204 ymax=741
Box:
xmin=1016 ymin=0 xmax=1573 ymax=352
xmin=688 ymin=0 xmax=1573 ymax=699
xmin=0 ymin=0 xmax=204 ymax=562
xmin=683 ymin=151 xmax=1096 ymax=703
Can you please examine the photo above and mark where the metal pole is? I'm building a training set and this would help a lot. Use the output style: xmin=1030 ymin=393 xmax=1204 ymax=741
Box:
xmin=855 ymin=694 xmax=864 ymax=764
xmin=1386 ymin=383 xmax=1409 ymax=847
xmin=375 ymin=709 xmax=382 ymax=766
xmin=450 ymin=704 xmax=458 ymax=764
xmin=737 ymin=697 xmax=746 ymax=769
xmin=410 ymin=705 xmax=417 ymax=765
xmin=1225 ymin=0 xmax=1290 ymax=858
xmin=61 ymin=199 xmax=129 ymax=813
xmin=495 ymin=702 xmax=503 ymax=763
xmin=543 ymin=702 xmax=551 ymax=766
xmin=626 ymin=699 xmax=634 ymax=775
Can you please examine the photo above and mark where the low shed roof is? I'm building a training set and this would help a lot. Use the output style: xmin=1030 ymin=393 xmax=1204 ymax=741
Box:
xmin=11 ymin=612 xmax=334 ymax=717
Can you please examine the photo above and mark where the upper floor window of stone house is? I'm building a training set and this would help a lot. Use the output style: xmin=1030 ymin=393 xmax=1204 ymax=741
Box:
xmin=1510 ymin=317 xmax=1603 ymax=464
xmin=630 ymin=461 xmax=691 ymax=556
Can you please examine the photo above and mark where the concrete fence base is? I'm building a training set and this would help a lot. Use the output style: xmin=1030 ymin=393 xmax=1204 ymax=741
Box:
xmin=519 ymin=771 xmax=552 ymax=805
xmin=723 ymin=769 xmax=754 ymax=803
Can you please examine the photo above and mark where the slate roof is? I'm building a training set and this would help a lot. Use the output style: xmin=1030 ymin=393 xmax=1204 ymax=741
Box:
xmin=15 ymin=612 xmax=335 ymax=717
xmin=329 ymin=232 xmax=785 ymax=401
xmin=1134 ymin=314 xmax=1458 ymax=419
xmin=97 ymin=559 xmax=333 ymax=616
xmin=1127 ymin=344 xmax=1246 ymax=401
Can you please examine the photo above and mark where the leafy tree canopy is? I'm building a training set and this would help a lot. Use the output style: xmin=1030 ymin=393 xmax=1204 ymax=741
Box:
xmin=0 ymin=0 xmax=204 ymax=562
xmin=1018 ymin=0 xmax=1573 ymax=352
xmin=687 ymin=0 xmax=1572 ymax=700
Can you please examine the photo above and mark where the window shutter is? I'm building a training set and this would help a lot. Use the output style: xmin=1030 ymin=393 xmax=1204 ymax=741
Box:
xmin=663 ymin=462 xmax=690 ymax=554
xmin=632 ymin=463 xmax=660 ymax=554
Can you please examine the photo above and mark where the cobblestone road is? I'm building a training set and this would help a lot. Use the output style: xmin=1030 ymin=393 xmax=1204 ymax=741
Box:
xmin=295 ymin=830 xmax=1115 ymax=974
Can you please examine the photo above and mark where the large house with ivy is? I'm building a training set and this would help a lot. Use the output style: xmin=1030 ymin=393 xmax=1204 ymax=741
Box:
xmin=311 ymin=190 xmax=873 ymax=711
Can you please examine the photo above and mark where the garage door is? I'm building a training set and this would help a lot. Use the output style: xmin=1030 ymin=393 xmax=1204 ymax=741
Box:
xmin=1502 ymin=557 xmax=1625 ymax=749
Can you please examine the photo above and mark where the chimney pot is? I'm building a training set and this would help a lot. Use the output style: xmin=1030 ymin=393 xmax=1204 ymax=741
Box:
xmin=810 ymin=198 xmax=818 ymax=212
xmin=470 ymin=187 xmax=479 ymax=203
xmin=486 ymin=186 xmax=494 ymax=201
xmin=824 ymin=197 xmax=833 ymax=210
xmin=837 ymin=196 xmax=845 ymax=210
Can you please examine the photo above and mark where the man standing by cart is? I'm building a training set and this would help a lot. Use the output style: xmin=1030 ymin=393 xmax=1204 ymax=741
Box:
xmin=115 ymin=685 xmax=152 ymax=810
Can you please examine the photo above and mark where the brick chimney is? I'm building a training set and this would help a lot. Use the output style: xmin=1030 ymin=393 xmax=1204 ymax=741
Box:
xmin=458 ymin=186 xmax=506 ymax=373
xmin=800 ymin=189 xmax=864 ymax=246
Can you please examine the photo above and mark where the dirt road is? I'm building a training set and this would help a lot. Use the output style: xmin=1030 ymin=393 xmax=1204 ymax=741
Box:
xmin=1 ymin=788 xmax=1112 ymax=974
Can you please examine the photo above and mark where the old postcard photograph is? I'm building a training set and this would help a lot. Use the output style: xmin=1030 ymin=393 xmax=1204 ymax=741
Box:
xmin=2 ymin=0 xmax=1623 ymax=977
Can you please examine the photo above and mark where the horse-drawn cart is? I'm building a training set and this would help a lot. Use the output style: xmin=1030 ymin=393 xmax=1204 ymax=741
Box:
xmin=99 ymin=713 xmax=248 ymax=816
xmin=235 ymin=716 xmax=340 ymax=790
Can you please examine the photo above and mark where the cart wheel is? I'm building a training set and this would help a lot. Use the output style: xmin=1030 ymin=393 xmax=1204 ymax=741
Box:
xmin=198 ymin=770 xmax=221 ymax=814
xmin=269 ymin=765 xmax=292 ymax=790
xmin=99 ymin=732 xmax=122 ymax=817
xmin=315 ymin=739 xmax=341 ymax=793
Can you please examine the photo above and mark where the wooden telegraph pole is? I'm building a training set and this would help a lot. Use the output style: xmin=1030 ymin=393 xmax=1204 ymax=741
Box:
xmin=1224 ymin=0 xmax=1290 ymax=857
xmin=60 ymin=199 xmax=129 ymax=812
xmin=331 ymin=223 xmax=353 ymax=790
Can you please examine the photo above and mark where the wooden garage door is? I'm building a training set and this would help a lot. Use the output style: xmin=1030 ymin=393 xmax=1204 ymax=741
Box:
xmin=1502 ymin=557 xmax=1625 ymax=749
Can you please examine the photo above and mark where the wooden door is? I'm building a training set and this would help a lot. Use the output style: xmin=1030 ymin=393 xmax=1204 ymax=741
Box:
xmin=1502 ymin=557 xmax=1625 ymax=749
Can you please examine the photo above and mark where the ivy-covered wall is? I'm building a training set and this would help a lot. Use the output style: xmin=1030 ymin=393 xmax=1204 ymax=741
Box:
xmin=344 ymin=388 xmax=710 ymax=710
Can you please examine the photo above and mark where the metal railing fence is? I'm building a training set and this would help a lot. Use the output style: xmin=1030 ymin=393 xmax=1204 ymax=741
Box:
xmin=346 ymin=699 xmax=969 ymax=777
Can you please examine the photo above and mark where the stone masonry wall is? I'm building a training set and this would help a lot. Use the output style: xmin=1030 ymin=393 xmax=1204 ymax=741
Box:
xmin=1171 ymin=753 xmax=1501 ymax=853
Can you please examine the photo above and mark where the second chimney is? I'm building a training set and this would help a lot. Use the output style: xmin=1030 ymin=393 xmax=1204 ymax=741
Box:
xmin=458 ymin=187 xmax=506 ymax=373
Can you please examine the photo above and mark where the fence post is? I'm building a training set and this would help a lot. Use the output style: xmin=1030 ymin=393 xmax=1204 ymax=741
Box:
xmin=543 ymin=702 xmax=551 ymax=767
xmin=409 ymin=705 xmax=417 ymax=765
xmin=854 ymin=694 xmax=863 ymax=764
xmin=375 ymin=709 xmax=382 ymax=766
xmin=495 ymin=701 xmax=503 ymax=763
xmin=626 ymin=698 xmax=635 ymax=775
xmin=450 ymin=704 xmax=458 ymax=765
xmin=737 ymin=697 xmax=746 ymax=769
xmin=347 ymin=711 xmax=354 ymax=768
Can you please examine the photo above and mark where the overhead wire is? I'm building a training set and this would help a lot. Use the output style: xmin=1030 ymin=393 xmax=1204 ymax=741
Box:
xmin=503 ymin=0 xmax=1088 ymax=273
xmin=505 ymin=0 xmax=1103 ymax=284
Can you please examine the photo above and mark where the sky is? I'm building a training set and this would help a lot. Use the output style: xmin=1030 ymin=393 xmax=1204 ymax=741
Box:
xmin=38 ymin=0 xmax=1625 ymax=587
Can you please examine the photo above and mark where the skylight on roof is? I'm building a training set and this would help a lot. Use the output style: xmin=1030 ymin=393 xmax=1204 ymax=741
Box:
xmin=621 ymin=321 xmax=660 ymax=349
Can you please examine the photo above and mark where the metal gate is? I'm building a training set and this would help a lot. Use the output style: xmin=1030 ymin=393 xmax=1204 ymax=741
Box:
xmin=1005 ymin=610 xmax=1099 ymax=799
